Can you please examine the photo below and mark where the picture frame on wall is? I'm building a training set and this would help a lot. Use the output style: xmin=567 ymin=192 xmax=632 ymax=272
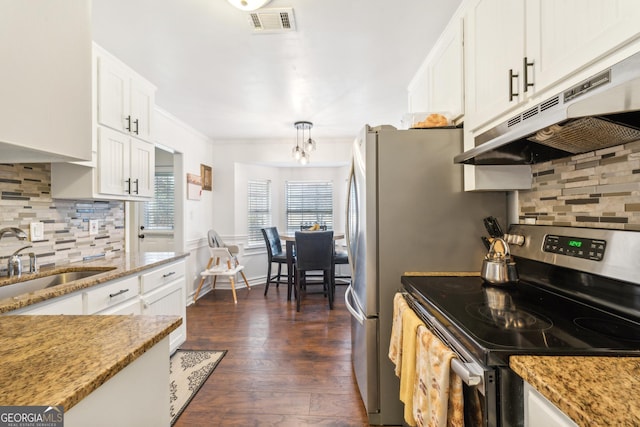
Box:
xmin=201 ymin=164 xmax=212 ymax=191
xmin=187 ymin=173 xmax=202 ymax=200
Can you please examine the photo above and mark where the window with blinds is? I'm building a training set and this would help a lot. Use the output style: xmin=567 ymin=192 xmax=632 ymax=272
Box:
xmin=285 ymin=181 xmax=333 ymax=232
xmin=247 ymin=180 xmax=272 ymax=246
xmin=144 ymin=172 xmax=175 ymax=230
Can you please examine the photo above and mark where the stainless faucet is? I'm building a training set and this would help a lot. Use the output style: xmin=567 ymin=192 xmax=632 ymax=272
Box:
xmin=0 ymin=227 xmax=28 ymax=241
xmin=8 ymin=245 xmax=36 ymax=277
xmin=0 ymin=227 xmax=37 ymax=277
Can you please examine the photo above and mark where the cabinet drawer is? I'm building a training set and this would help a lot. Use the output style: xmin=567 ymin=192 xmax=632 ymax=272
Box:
xmin=140 ymin=261 xmax=185 ymax=294
xmin=95 ymin=297 xmax=141 ymax=315
xmin=15 ymin=293 xmax=84 ymax=315
xmin=84 ymin=275 xmax=139 ymax=314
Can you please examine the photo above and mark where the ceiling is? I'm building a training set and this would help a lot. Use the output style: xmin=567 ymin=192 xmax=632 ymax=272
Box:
xmin=91 ymin=0 xmax=463 ymax=142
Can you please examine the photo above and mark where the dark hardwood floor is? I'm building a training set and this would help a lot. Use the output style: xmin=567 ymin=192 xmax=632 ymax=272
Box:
xmin=173 ymin=281 xmax=372 ymax=426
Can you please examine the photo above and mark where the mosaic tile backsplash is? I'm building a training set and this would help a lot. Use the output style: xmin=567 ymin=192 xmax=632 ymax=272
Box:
xmin=0 ymin=163 xmax=125 ymax=273
xmin=519 ymin=139 xmax=640 ymax=231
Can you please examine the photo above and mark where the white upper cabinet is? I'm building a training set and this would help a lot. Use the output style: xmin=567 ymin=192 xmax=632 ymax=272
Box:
xmin=0 ymin=1 xmax=92 ymax=162
xmin=408 ymin=12 xmax=464 ymax=120
xmin=96 ymin=47 xmax=156 ymax=143
xmin=51 ymin=45 xmax=156 ymax=201
xmin=527 ymin=0 xmax=640 ymax=93
xmin=465 ymin=0 xmax=640 ymax=132
xmin=97 ymin=127 xmax=154 ymax=199
xmin=465 ymin=0 xmax=526 ymax=130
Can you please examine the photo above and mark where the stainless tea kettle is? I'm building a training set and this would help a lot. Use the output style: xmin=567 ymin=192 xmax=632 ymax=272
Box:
xmin=481 ymin=238 xmax=519 ymax=285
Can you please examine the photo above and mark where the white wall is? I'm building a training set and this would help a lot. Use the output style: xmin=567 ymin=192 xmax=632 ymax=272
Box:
xmin=152 ymin=109 xmax=354 ymax=301
xmin=210 ymin=139 xmax=352 ymax=294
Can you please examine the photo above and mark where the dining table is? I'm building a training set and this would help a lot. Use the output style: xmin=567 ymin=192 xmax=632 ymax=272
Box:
xmin=280 ymin=231 xmax=345 ymax=301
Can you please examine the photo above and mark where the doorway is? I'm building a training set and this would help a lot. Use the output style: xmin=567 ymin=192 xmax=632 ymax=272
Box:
xmin=128 ymin=146 xmax=184 ymax=253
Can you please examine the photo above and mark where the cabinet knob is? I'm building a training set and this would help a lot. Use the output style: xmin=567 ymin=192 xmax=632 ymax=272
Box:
xmin=125 ymin=115 xmax=132 ymax=132
xmin=134 ymin=179 xmax=139 ymax=195
xmin=125 ymin=178 xmax=131 ymax=194
xmin=133 ymin=119 xmax=139 ymax=135
xmin=523 ymin=57 xmax=535 ymax=92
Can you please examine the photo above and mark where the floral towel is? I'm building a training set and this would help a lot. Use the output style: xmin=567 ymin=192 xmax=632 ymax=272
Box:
xmin=389 ymin=292 xmax=409 ymax=376
xmin=413 ymin=325 xmax=464 ymax=427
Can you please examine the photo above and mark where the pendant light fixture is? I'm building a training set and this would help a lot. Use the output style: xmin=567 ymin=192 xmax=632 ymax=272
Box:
xmin=226 ymin=0 xmax=272 ymax=11
xmin=292 ymin=121 xmax=315 ymax=165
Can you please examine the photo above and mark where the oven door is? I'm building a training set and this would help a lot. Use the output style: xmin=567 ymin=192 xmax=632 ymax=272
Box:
xmin=403 ymin=292 xmax=501 ymax=427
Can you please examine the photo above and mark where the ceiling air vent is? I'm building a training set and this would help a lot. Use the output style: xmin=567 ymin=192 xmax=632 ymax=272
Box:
xmin=249 ymin=8 xmax=296 ymax=34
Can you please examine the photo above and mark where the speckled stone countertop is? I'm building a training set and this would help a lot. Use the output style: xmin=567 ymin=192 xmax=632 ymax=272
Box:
xmin=0 ymin=315 xmax=181 ymax=410
xmin=510 ymin=355 xmax=640 ymax=426
xmin=0 ymin=251 xmax=189 ymax=313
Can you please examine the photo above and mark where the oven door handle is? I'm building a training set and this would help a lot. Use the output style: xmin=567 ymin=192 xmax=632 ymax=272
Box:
xmin=451 ymin=358 xmax=484 ymax=387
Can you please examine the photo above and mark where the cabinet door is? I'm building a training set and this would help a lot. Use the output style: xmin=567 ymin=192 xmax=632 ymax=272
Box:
xmin=130 ymin=138 xmax=154 ymax=198
xmin=465 ymin=0 xmax=525 ymax=130
xmin=524 ymin=382 xmax=578 ymax=427
xmin=527 ymin=0 xmax=640 ymax=93
xmin=97 ymin=54 xmax=130 ymax=134
xmin=98 ymin=126 xmax=130 ymax=196
xmin=428 ymin=17 xmax=464 ymax=120
xmin=142 ymin=281 xmax=186 ymax=354
xmin=130 ymin=79 xmax=155 ymax=142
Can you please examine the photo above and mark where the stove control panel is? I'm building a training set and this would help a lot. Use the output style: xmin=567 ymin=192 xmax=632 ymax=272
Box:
xmin=543 ymin=235 xmax=606 ymax=261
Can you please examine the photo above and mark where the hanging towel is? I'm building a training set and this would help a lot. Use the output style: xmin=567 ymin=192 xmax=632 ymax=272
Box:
xmin=389 ymin=292 xmax=409 ymax=376
xmin=399 ymin=305 xmax=425 ymax=426
xmin=413 ymin=325 xmax=464 ymax=427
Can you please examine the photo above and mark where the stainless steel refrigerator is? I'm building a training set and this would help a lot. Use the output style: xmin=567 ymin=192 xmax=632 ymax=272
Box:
xmin=344 ymin=125 xmax=507 ymax=425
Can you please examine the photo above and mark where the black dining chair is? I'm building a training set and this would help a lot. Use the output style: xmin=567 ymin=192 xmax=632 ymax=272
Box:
xmin=261 ymin=227 xmax=290 ymax=296
xmin=333 ymin=248 xmax=351 ymax=285
xmin=294 ymin=230 xmax=335 ymax=311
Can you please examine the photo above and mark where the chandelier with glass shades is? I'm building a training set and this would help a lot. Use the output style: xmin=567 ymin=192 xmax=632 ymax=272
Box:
xmin=292 ymin=121 xmax=316 ymax=165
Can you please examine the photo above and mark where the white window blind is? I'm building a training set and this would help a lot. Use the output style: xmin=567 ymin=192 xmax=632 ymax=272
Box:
xmin=248 ymin=180 xmax=272 ymax=246
xmin=144 ymin=172 xmax=175 ymax=230
xmin=285 ymin=181 xmax=333 ymax=232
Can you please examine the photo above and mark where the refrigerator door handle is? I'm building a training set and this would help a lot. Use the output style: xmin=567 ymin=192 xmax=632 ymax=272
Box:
xmin=345 ymin=285 xmax=365 ymax=325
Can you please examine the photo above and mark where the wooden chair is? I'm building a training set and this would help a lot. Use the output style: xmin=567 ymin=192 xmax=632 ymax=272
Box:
xmin=294 ymin=230 xmax=335 ymax=312
xmin=196 ymin=247 xmax=249 ymax=304
xmin=194 ymin=230 xmax=249 ymax=303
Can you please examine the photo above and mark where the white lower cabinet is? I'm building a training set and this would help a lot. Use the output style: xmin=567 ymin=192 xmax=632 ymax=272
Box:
xmin=524 ymin=382 xmax=578 ymax=427
xmin=84 ymin=275 xmax=139 ymax=314
xmin=65 ymin=336 xmax=170 ymax=427
xmin=140 ymin=261 xmax=187 ymax=354
xmin=13 ymin=293 xmax=84 ymax=315
xmin=4 ymin=259 xmax=187 ymax=354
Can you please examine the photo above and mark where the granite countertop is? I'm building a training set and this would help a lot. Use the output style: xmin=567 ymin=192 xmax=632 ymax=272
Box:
xmin=0 ymin=314 xmax=182 ymax=410
xmin=510 ymin=355 xmax=640 ymax=426
xmin=0 ymin=251 xmax=189 ymax=313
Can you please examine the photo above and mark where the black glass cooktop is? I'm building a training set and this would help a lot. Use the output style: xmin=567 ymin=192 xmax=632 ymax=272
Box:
xmin=401 ymin=275 xmax=640 ymax=365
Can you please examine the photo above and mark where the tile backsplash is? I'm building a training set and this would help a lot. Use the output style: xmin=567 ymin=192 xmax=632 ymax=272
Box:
xmin=518 ymin=139 xmax=640 ymax=231
xmin=0 ymin=163 xmax=125 ymax=271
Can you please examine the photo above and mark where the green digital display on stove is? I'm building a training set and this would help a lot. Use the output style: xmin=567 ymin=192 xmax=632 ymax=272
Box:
xmin=568 ymin=240 xmax=582 ymax=248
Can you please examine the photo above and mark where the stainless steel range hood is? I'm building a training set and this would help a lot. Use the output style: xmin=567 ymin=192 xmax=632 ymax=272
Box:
xmin=455 ymin=51 xmax=640 ymax=165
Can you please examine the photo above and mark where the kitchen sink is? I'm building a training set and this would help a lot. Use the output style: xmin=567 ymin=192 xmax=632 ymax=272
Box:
xmin=0 ymin=268 xmax=116 ymax=301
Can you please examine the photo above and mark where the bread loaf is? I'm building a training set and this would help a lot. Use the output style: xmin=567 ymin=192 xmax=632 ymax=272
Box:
xmin=413 ymin=113 xmax=449 ymax=128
